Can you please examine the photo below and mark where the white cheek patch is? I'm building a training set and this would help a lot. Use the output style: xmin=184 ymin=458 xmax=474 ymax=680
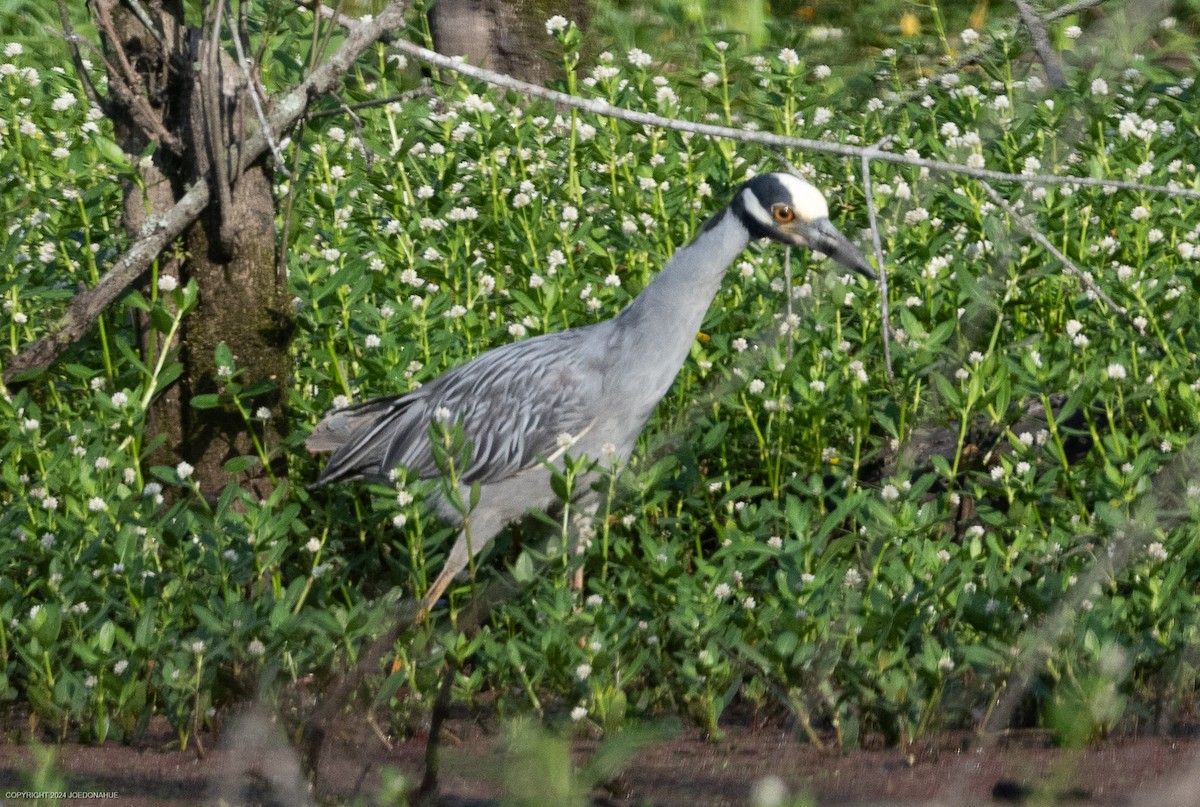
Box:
xmin=775 ymin=174 xmax=830 ymax=222
xmin=740 ymin=188 xmax=775 ymax=229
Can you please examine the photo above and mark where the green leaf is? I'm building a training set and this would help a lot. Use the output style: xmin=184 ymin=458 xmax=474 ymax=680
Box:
xmin=223 ymin=455 xmax=261 ymax=474
xmin=97 ymin=620 xmax=116 ymax=654
xmin=190 ymin=393 xmax=223 ymax=410
xmin=92 ymin=134 xmax=131 ymax=168
xmin=215 ymin=341 xmax=235 ymax=369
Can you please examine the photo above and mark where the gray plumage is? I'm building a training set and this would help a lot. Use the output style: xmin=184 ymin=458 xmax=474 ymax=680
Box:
xmin=308 ymin=172 xmax=875 ymax=614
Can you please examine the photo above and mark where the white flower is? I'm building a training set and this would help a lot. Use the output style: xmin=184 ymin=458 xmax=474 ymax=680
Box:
xmin=176 ymin=461 xmax=194 ymax=480
xmin=111 ymin=391 xmax=129 ymax=407
xmin=742 ymin=596 xmax=756 ymax=610
xmin=545 ymin=15 xmax=569 ymax=35
xmin=255 ymin=406 xmax=272 ymax=420
xmin=778 ymin=48 xmax=800 ymax=68
xmin=1106 ymin=362 xmax=1127 ymax=380
xmin=87 ymin=497 xmax=107 ymax=512
xmin=812 ymin=64 xmax=831 ymax=80
xmin=713 ymin=582 xmax=731 ymax=599
xmin=305 ymin=537 xmax=322 ymax=553
xmin=416 ymin=184 xmax=434 ymax=199
xmin=881 ymin=484 xmax=900 ymax=501
xmin=938 ymin=655 xmax=955 ymax=672
xmin=50 ymin=91 xmax=76 ymax=112
xmin=364 ymin=334 xmax=381 ymax=349
xmin=748 ymin=379 xmax=765 ymax=394
xmin=1130 ymin=205 xmax=1149 ymax=221
xmin=732 ymin=337 xmax=748 ymax=352
xmin=627 ymin=47 xmax=652 ymax=68
xmin=1091 ymin=77 xmax=1108 ymax=95
xmin=960 ymin=28 xmax=979 ymax=46
xmin=248 ymin=639 xmax=266 ymax=657
xmin=570 ymin=705 xmax=588 ymax=721
xmin=1064 ymin=25 xmax=1082 ymax=40
xmin=575 ymin=663 xmax=592 ymax=680
xmin=1147 ymin=542 xmax=1168 ymax=562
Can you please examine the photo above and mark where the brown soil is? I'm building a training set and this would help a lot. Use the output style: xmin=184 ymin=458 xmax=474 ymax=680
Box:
xmin=1 ymin=715 xmax=1197 ymax=807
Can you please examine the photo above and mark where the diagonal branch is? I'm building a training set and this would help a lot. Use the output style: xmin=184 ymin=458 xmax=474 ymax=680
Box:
xmin=2 ymin=0 xmax=414 ymax=385
xmin=1045 ymin=0 xmax=1108 ymax=22
xmin=55 ymin=0 xmax=107 ymax=114
xmin=978 ymin=180 xmax=1127 ymax=317
xmin=1014 ymin=0 xmax=1068 ymax=89
xmin=89 ymin=0 xmax=183 ymax=155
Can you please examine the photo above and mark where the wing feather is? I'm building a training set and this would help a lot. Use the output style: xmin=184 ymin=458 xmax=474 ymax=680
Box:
xmin=310 ymin=328 xmax=603 ymax=487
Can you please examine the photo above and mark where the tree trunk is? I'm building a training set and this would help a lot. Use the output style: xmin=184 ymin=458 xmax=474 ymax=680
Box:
xmin=429 ymin=0 xmax=591 ymax=84
xmin=102 ymin=0 xmax=291 ymax=499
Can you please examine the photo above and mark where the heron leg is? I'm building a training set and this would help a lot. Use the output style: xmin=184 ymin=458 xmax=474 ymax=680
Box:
xmin=568 ymin=498 xmax=599 ymax=592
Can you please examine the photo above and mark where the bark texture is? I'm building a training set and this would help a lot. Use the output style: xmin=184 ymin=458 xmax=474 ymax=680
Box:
xmin=102 ymin=0 xmax=291 ymax=498
xmin=429 ymin=0 xmax=590 ymax=84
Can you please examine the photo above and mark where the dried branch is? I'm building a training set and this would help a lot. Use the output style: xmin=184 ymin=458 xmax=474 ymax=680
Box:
xmin=1014 ymin=0 xmax=1067 ymax=89
xmin=979 ymin=180 xmax=1127 ymax=316
xmin=225 ymin=3 xmax=289 ymax=175
xmin=2 ymin=0 xmax=415 ymax=384
xmin=1045 ymin=0 xmax=1108 ymax=22
xmin=861 ymin=141 xmax=895 ymax=382
xmin=386 ymin=37 xmax=1200 ymax=201
xmin=89 ymin=0 xmax=183 ymax=155
xmin=55 ymin=0 xmax=107 ymax=113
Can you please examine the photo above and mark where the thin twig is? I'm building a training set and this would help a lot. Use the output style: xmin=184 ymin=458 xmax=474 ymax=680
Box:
xmin=306 ymin=86 xmax=434 ymax=118
xmin=55 ymin=0 xmax=107 ymax=113
xmin=1014 ymin=0 xmax=1067 ymax=88
xmin=783 ymin=247 xmax=794 ymax=361
xmin=1045 ymin=0 xmax=1108 ymax=22
xmin=225 ymin=4 xmax=290 ymax=176
xmin=302 ymin=2 xmax=1200 ymax=202
xmin=384 ymin=37 xmax=1200 ymax=201
xmin=861 ymin=144 xmax=894 ymax=382
xmin=979 ymin=180 xmax=1127 ymax=316
xmin=89 ymin=0 xmax=183 ymax=155
xmin=122 ymin=0 xmax=165 ymax=45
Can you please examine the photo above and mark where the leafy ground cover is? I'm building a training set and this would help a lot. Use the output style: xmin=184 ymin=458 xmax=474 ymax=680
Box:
xmin=2 ymin=1 xmax=1199 ymax=795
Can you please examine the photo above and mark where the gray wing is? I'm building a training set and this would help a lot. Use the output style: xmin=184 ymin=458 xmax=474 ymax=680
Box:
xmin=309 ymin=328 xmax=603 ymax=486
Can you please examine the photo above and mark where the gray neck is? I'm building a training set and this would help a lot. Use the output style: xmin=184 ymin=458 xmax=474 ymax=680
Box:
xmin=608 ymin=207 xmax=752 ymax=395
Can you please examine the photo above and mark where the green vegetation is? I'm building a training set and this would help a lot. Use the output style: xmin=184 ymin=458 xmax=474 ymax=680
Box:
xmin=2 ymin=0 xmax=1199 ymax=771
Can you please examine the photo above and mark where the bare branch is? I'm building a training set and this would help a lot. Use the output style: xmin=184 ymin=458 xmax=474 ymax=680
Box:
xmin=55 ymin=0 xmax=107 ymax=113
xmin=225 ymin=3 xmax=289 ymax=175
xmin=861 ymin=143 xmax=895 ymax=382
xmin=1014 ymin=0 xmax=1068 ymax=88
xmin=979 ymin=180 xmax=1128 ymax=317
xmin=90 ymin=0 xmax=183 ymax=155
xmin=1045 ymin=0 xmax=1108 ymax=22
xmin=386 ymin=38 xmax=1200 ymax=201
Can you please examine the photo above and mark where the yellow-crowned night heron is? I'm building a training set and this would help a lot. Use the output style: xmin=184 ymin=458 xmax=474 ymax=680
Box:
xmin=308 ymin=172 xmax=874 ymax=614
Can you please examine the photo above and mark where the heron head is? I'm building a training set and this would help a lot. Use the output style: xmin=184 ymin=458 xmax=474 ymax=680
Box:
xmin=733 ymin=173 xmax=876 ymax=279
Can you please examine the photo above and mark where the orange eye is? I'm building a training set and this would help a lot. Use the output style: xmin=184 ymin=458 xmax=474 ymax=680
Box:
xmin=772 ymin=205 xmax=795 ymax=223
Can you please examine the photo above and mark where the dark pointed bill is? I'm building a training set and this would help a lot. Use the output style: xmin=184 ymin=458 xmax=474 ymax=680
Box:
xmin=803 ymin=218 xmax=877 ymax=280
